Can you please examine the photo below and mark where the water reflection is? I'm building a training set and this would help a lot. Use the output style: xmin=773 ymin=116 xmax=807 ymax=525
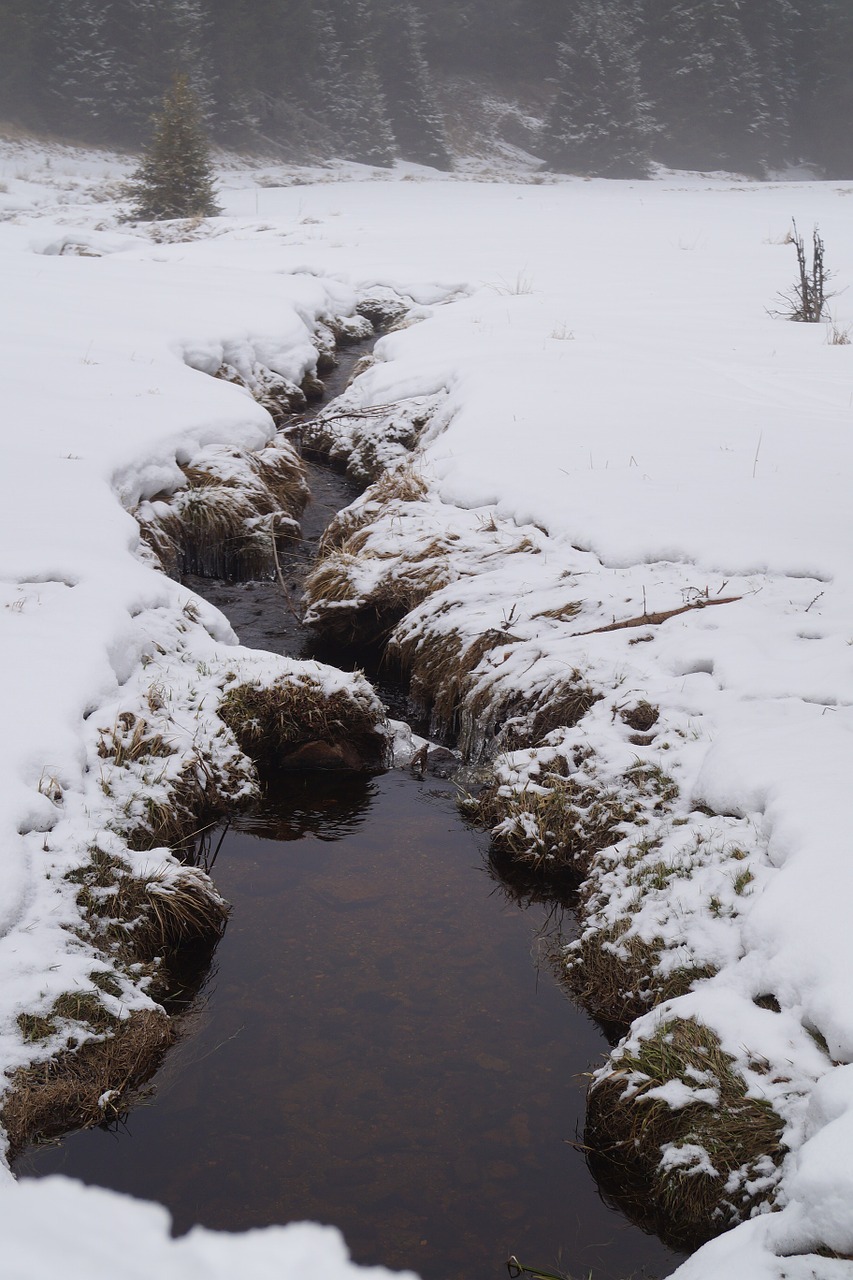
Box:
xmin=17 ymin=772 xmax=681 ymax=1280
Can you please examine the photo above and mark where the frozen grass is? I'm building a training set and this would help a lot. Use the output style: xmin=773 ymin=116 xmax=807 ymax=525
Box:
xmin=139 ymin=437 xmax=308 ymax=582
xmin=563 ymin=916 xmax=716 ymax=1027
xmin=467 ymin=758 xmax=678 ymax=871
xmin=67 ymin=847 xmax=229 ymax=972
xmin=587 ymin=1017 xmax=785 ymax=1249
xmin=219 ymin=672 xmax=388 ymax=772
xmin=3 ymin=1008 xmax=173 ymax=1157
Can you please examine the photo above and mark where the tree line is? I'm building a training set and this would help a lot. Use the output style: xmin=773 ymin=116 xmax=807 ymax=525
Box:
xmin=0 ymin=0 xmax=851 ymax=176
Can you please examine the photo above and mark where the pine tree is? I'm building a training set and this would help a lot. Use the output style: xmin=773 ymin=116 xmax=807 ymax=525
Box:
xmin=641 ymin=0 xmax=766 ymax=172
xmin=800 ymin=0 xmax=853 ymax=175
xmin=544 ymin=1 xmax=655 ymax=178
xmin=126 ymin=75 xmax=221 ymax=220
xmin=0 ymin=0 xmax=46 ymax=127
xmin=737 ymin=0 xmax=799 ymax=168
xmin=103 ymin=0 xmax=214 ymax=143
xmin=41 ymin=0 xmax=117 ymax=139
xmin=374 ymin=0 xmax=451 ymax=170
xmin=314 ymin=1 xmax=396 ymax=167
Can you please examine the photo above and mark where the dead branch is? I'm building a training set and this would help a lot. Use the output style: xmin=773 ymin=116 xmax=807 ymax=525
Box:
xmin=572 ymin=595 xmax=743 ymax=638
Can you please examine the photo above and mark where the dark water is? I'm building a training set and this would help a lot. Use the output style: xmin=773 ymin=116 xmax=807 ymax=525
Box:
xmin=17 ymin=772 xmax=680 ymax=1280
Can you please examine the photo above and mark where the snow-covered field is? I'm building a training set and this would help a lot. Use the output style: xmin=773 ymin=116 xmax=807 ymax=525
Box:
xmin=1 ymin=133 xmax=852 ymax=1276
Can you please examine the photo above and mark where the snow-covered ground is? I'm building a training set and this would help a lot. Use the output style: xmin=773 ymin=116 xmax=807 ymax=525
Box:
xmin=1 ymin=132 xmax=852 ymax=1275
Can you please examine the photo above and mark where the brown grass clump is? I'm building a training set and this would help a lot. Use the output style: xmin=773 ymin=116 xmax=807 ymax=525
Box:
xmin=391 ymin=626 xmax=510 ymax=746
xmin=306 ymin=518 xmax=451 ymax=651
xmin=621 ymin=700 xmax=660 ymax=733
xmin=219 ymin=675 xmax=387 ymax=772
xmin=97 ymin=711 xmax=174 ymax=767
xmin=468 ymin=760 xmax=677 ymax=871
xmin=68 ymin=848 xmax=229 ymax=970
xmin=138 ymin=441 xmax=308 ymax=581
xmin=2 ymin=1008 xmax=173 ymax=1157
xmin=563 ymin=919 xmax=716 ymax=1027
xmin=500 ymin=676 xmax=600 ymax=749
xmin=95 ymin=711 xmax=237 ymax=854
xmin=586 ymin=1017 xmax=785 ymax=1249
xmin=369 ymin=467 xmax=428 ymax=506
xmin=469 ymin=772 xmax=639 ymax=871
xmin=4 ymin=844 xmax=228 ymax=1155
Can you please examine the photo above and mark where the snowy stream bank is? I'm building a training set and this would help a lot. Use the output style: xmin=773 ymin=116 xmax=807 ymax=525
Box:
xmin=0 ymin=136 xmax=852 ymax=1277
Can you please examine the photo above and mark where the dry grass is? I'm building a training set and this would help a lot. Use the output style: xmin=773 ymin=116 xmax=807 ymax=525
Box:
xmin=68 ymin=848 xmax=229 ymax=970
xmin=586 ymin=1017 xmax=785 ymax=1248
xmin=468 ymin=772 xmax=639 ymax=871
xmin=389 ymin=626 xmax=513 ymax=749
xmin=219 ymin=675 xmax=387 ymax=772
xmin=563 ymin=918 xmax=716 ymax=1027
xmin=138 ymin=442 xmax=308 ymax=581
xmin=621 ymin=700 xmax=660 ymax=733
xmin=306 ymin=521 xmax=451 ymax=650
xmin=501 ymin=677 xmax=600 ymax=749
xmin=97 ymin=711 xmax=174 ymax=767
xmin=2 ymin=1008 xmax=173 ymax=1157
xmin=468 ymin=760 xmax=676 ymax=871
xmin=96 ymin=711 xmax=237 ymax=854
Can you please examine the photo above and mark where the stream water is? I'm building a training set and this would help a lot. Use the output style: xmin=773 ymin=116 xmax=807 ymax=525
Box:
xmin=15 ymin=345 xmax=684 ymax=1279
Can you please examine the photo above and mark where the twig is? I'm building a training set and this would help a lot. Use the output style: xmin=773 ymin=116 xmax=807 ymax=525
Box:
xmin=270 ymin=514 xmax=304 ymax=623
xmin=507 ymin=1257 xmax=566 ymax=1280
xmin=314 ymin=400 xmax=404 ymax=425
xmin=572 ymin=595 xmax=742 ymax=637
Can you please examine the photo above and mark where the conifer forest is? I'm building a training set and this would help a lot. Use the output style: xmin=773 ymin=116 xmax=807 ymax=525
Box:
xmin=1 ymin=0 xmax=852 ymax=177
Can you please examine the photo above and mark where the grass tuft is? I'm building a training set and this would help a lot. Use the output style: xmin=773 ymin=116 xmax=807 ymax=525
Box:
xmin=586 ymin=1017 xmax=785 ymax=1249
xmin=3 ymin=1008 xmax=173 ymax=1156
xmin=467 ymin=758 xmax=677 ymax=871
xmin=219 ymin=674 xmax=387 ymax=773
xmin=68 ymin=848 xmax=229 ymax=971
xmin=563 ymin=918 xmax=716 ymax=1027
xmin=138 ymin=439 xmax=308 ymax=581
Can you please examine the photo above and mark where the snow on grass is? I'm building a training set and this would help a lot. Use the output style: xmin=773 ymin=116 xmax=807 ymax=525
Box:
xmin=2 ymin=133 xmax=853 ymax=1273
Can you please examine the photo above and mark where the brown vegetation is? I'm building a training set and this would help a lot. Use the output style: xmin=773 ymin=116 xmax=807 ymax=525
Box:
xmin=586 ymin=1017 xmax=785 ymax=1250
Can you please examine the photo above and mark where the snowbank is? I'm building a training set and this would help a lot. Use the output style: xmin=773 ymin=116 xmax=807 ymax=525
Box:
xmin=0 ymin=1177 xmax=418 ymax=1280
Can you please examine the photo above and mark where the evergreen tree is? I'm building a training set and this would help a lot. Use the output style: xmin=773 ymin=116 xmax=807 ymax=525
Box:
xmin=737 ymin=0 xmax=799 ymax=168
xmin=40 ymin=0 xmax=117 ymax=139
xmin=641 ymin=0 xmax=766 ymax=172
xmin=315 ymin=1 xmax=396 ymax=167
xmin=126 ymin=75 xmax=221 ymax=220
xmin=102 ymin=0 xmax=214 ymax=142
xmin=374 ymin=0 xmax=451 ymax=169
xmin=799 ymin=0 xmax=853 ymax=175
xmin=544 ymin=1 xmax=655 ymax=178
xmin=0 ymin=0 xmax=45 ymax=126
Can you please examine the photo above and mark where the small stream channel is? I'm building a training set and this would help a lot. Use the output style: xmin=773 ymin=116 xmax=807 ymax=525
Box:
xmin=15 ymin=345 xmax=684 ymax=1279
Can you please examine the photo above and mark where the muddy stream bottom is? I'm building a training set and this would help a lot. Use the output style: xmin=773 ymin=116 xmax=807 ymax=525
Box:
xmin=17 ymin=771 xmax=680 ymax=1280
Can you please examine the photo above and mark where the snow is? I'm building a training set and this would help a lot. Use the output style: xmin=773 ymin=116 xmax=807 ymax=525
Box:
xmin=0 ymin=1177 xmax=418 ymax=1280
xmin=1 ymin=134 xmax=853 ymax=1275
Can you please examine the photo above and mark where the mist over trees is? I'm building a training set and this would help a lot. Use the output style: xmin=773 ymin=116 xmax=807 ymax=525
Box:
xmin=0 ymin=0 xmax=851 ymax=176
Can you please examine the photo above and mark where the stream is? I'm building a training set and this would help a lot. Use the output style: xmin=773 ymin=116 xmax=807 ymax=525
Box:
xmin=15 ymin=344 xmax=684 ymax=1280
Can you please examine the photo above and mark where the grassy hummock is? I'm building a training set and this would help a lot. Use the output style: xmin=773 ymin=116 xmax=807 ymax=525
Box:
xmin=219 ymin=670 xmax=389 ymax=773
xmin=586 ymin=1016 xmax=785 ymax=1250
xmin=138 ymin=436 xmax=308 ymax=582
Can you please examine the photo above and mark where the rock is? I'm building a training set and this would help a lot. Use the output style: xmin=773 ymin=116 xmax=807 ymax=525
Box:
xmin=279 ymin=739 xmax=367 ymax=770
